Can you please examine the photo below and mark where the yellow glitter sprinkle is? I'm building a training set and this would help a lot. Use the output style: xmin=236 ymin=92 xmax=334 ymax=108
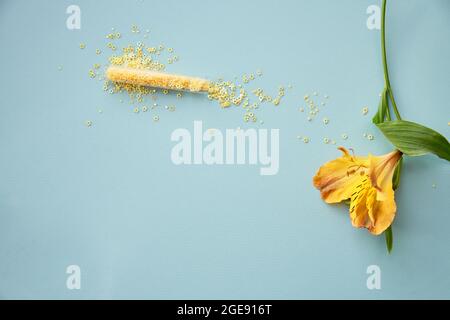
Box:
xmin=95 ymin=30 xmax=287 ymax=123
xmin=107 ymin=43 xmax=117 ymax=51
xmin=362 ymin=107 xmax=369 ymax=115
xmin=243 ymin=112 xmax=257 ymax=122
xmin=79 ymin=43 xmax=86 ymax=49
xmin=96 ymin=49 xmax=101 ymax=55
xmin=131 ymin=25 xmax=139 ymax=33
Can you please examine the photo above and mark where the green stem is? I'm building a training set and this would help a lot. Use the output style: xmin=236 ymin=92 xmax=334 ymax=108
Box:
xmin=381 ymin=0 xmax=402 ymax=254
xmin=381 ymin=0 xmax=401 ymax=120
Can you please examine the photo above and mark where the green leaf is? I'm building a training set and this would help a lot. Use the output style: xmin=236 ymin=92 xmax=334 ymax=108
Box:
xmin=376 ymin=120 xmax=450 ymax=161
xmin=392 ymin=157 xmax=403 ymax=190
xmin=372 ymin=87 xmax=388 ymax=124
xmin=384 ymin=226 xmax=393 ymax=254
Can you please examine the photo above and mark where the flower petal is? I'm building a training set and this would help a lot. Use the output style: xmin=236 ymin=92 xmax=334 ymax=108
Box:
xmin=366 ymin=185 xmax=396 ymax=235
xmin=313 ymin=147 xmax=369 ymax=203
xmin=349 ymin=179 xmax=396 ymax=235
xmin=349 ymin=177 xmax=370 ymax=228
xmin=368 ymin=150 xmax=402 ymax=195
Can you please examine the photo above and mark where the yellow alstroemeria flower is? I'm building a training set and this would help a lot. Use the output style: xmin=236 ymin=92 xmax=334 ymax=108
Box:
xmin=313 ymin=147 xmax=402 ymax=235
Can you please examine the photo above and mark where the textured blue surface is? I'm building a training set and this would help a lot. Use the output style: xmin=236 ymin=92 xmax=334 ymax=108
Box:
xmin=0 ymin=0 xmax=449 ymax=299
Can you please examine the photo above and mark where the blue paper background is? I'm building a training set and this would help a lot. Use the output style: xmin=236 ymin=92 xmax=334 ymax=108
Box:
xmin=0 ymin=0 xmax=449 ymax=299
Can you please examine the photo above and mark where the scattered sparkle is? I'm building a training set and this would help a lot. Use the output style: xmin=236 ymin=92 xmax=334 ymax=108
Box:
xmin=362 ymin=107 xmax=369 ymax=115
